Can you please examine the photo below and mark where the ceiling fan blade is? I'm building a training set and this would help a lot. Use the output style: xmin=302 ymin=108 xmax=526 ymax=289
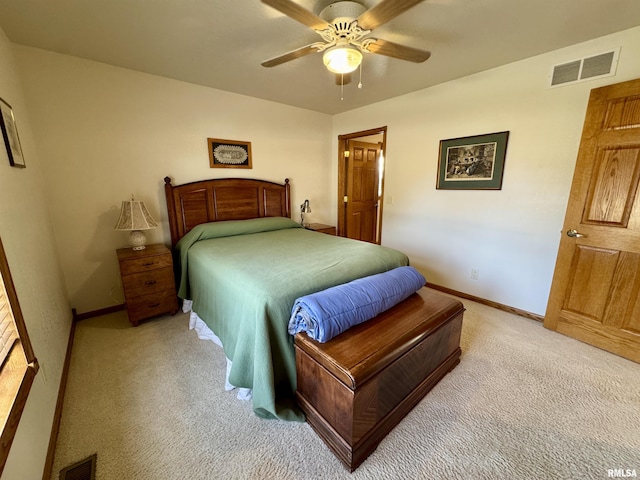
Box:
xmin=357 ymin=0 xmax=426 ymax=30
xmin=261 ymin=44 xmax=319 ymax=67
xmin=335 ymin=73 xmax=352 ymax=86
xmin=367 ymin=39 xmax=431 ymax=63
xmin=261 ymin=0 xmax=329 ymax=30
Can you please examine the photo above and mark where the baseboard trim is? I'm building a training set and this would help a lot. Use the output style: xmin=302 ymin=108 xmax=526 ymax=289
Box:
xmin=426 ymin=283 xmax=544 ymax=322
xmin=73 ymin=304 xmax=125 ymax=322
xmin=41 ymin=312 xmax=76 ymax=480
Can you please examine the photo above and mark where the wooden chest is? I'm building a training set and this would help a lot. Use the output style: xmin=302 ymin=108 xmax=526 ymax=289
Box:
xmin=294 ymin=288 xmax=464 ymax=471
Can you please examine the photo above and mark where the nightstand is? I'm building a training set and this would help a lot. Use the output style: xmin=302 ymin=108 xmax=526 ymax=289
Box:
xmin=116 ymin=244 xmax=179 ymax=326
xmin=305 ymin=223 xmax=337 ymax=235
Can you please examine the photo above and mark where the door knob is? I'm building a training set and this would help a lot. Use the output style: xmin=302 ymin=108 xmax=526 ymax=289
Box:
xmin=566 ymin=229 xmax=586 ymax=238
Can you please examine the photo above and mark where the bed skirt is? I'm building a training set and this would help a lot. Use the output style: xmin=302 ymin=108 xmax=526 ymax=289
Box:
xmin=183 ymin=300 xmax=253 ymax=401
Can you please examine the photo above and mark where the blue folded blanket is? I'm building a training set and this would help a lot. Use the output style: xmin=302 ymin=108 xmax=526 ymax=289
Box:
xmin=288 ymin=266 xmax=426 ymax=343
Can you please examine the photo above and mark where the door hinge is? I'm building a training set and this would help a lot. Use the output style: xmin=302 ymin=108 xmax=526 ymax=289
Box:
xmin=344 ymin=151 xmax=350 ymax=158
xmin=343 ymin=196 xmax=348 ymax=203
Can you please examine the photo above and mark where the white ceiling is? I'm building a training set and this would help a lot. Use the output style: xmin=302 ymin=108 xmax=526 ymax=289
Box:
xmin=1 ymin=0 xmax=639 ymax=115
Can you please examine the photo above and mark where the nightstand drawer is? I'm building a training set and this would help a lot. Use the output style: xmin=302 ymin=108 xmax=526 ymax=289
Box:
xmin=126 ymin=290 xmax=178 ymax=324
xmin=122 ymin=267 xmax=175 ymax=297
xmin=119 ymin=254 xmax=172 ymax=275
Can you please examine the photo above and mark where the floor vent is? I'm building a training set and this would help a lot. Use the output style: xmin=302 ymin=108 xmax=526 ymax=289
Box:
xmin=60 ymin=454 xmax=96 ymax=480
xmin=550 ymin=48 xmax=619 ymax=87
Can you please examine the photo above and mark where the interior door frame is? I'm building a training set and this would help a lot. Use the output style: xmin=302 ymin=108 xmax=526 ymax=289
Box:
xmin=337 ymin=126 xmax=387 ymax=242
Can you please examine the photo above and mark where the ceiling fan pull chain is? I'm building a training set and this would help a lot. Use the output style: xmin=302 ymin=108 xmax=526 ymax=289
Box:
xmin=341 ymin=73 xmax=344 ymax=100
xmin=358 ymin=61 xmax=363 ymax=89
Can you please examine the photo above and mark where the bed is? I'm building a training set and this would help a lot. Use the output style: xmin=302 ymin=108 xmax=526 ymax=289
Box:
xmin=164 ymin=176 xmax=410 ymax=421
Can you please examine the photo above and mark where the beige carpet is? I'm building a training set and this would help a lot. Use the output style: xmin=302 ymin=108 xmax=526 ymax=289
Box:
xmin=50 ymin=291 xmax=640 ymax=479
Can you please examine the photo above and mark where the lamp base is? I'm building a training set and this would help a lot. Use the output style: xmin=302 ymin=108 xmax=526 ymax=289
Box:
xmin=129 ymin=230 xmax=147 ymax=250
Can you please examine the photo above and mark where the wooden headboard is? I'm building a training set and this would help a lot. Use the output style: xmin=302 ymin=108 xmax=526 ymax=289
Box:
xmin=164 ymin=176 xmax=291 ymax=247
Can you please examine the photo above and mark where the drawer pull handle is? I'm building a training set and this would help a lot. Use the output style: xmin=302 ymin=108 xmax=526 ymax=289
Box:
xmin=148 ymin=303 xmax=160 ymax=308
xmin=144 ymin=280 xmax=157 ymax=285
xmin=143 ymin=262 xmax=155 ymax=266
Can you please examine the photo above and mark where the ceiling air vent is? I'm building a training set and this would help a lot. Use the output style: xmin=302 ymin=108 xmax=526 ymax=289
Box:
xmin=581 ymin=51 xmax=616 ymax=79
xmin=550 ymin=48 xmax=619 ymax=87
xmin=551 ymin=60 xmax=581 ymax=86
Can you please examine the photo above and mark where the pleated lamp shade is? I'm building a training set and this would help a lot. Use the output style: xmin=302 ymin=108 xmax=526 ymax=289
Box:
xmin=114 ymin=196 xmax=158 ymax=250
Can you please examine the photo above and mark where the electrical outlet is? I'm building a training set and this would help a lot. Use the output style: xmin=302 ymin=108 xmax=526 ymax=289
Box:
xmin=470 ymin=268 xmax=479 ymax=280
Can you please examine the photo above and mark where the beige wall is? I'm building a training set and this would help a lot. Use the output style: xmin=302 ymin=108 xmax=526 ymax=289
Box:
xmin=15 ymin=47 xmax=333 ymax=314
xmin=11 ymin=27 xmax=640 ymax=319
xmin=0 ymin=29 xmax=71 ymax=480
xmin=333 ymin=26 xmax=640 ymax=315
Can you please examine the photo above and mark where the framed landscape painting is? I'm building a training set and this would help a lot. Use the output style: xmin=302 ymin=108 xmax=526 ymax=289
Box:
xmin=436 ymin=131 xmax=509 ymax=190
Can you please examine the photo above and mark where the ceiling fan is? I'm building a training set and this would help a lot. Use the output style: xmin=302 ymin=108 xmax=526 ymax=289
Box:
xmin=260 ymin=0 xmax=431 ymax=83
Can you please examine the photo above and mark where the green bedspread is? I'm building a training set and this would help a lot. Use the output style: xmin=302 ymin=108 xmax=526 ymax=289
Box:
xmin=175 ymin=217 xmax=409 ymax=421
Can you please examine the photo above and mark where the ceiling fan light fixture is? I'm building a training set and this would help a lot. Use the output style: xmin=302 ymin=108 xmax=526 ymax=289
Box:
xmin=323 ymin=46 xmax=362 ymax=74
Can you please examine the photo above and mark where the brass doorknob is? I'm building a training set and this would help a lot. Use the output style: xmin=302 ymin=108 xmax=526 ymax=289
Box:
xmin=566 ymin=229 xmax=586 ymax=238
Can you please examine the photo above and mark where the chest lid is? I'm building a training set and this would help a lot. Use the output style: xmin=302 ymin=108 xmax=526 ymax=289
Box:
xmin=294 ymin=288 xmax=464 ymax=389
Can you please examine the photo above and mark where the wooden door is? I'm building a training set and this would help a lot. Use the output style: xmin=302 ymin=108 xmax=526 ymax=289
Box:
xmin=544 ymin=78 xmax=640 ymax=363
xmin=345 ymin=140 xmax=381 ymax=243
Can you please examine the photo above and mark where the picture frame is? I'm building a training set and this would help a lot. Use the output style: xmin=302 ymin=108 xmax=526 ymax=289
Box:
xmin=207 ymin=138 xmax=252 ymax=169
xmin=436 ymin=131 xmax=509 ymax=190
xmin=0 ymin=97 xmax=26 ymax=168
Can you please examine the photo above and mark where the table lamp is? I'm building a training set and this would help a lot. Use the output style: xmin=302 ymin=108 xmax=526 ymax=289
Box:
xmin=114 ymin=195 xmax=158 ymax=250
xmin=300 ymin=199 xmax=311 ymax=226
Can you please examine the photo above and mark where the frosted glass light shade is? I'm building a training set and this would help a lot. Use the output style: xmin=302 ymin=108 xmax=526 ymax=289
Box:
xmin=323 ymin=46 xmax=362 ymax=74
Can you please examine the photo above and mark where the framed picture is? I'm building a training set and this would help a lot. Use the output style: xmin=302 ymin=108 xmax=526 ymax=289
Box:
xmin=0 ymin=98 xmax=25 ymax=168
xmin=207 ymin=138 xmax=252 ymax=169
xmin=436 ymin=131 xmax=509 ymax=190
